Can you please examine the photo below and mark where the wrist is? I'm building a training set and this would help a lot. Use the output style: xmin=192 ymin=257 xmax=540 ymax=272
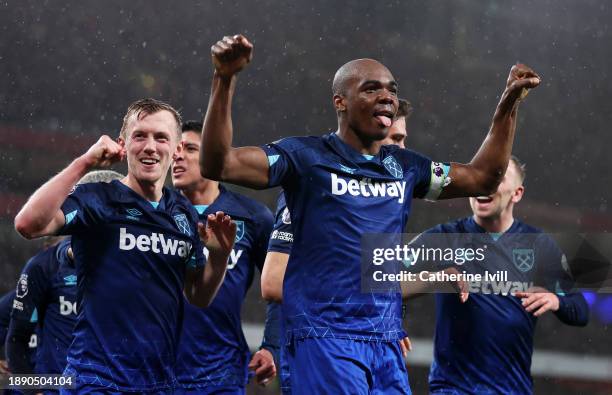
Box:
xmin=213 ymin=70 xmax=236 ymax=85
xmin=75 ymin=153 xmax=96 ymax=172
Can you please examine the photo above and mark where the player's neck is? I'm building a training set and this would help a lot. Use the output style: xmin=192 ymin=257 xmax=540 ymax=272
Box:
xmin=473 ymin=212 xmax=515 ymax=234
xmin=182 ymin=179 xmax=220 ymax=206
xmin=122 ymin=174 xmax=164 ymax=202
xmin=336 ymin=126 xmax=382 ymax=156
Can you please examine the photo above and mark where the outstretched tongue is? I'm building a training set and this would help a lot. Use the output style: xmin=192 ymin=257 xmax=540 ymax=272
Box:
xmin=376 ymin=115 xmax=392 ymax=127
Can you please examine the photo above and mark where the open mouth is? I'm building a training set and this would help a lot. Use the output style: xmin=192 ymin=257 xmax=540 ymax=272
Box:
xmin=374 ymin=110 xmax=394 ymax=127
xmin=172 ymin=166 xmax=186 ymax=175
xmin=140 ymin=158 xmax=160 ymax=167
xmin=476 ymin=196 xmax=493 ymax=204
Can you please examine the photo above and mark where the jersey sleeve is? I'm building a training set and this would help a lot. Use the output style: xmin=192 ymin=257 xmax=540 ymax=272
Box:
xmin=402 ymin=149 xmax=450 ymax=201
xmin=534 ymin=234 xmax=590 ymax=326
xmin=58 ymin=183 xmax=106 ymax=235
xmin=267 ymin=193 xmax=293 ymax=254
xmin=260 ymin=138 xmax=301 ymax=188
xmin=10 ymin=254 xmax=51 ymax=326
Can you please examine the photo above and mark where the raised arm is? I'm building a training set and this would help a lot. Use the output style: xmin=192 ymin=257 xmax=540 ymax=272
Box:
xmin=14 ymin=135 xmax=125 ymax=239
xmin=200 ymin=34 xmax=270 ymax=189
xmin=439 ymin=64 xmax=541 ymax=199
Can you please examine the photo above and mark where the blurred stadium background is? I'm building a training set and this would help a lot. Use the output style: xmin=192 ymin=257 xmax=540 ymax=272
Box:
xmin=1 ymin=1 xmax=610 ymax=393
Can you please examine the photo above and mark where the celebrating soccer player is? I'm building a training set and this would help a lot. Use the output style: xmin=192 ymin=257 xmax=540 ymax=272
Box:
xmin=411 ymin=156 xmax=589 ymax=394
xmin=200 ymin=34 xmax=540 ymax=394
xmin=14 ymin=99 xmax=236 ymax=393
xmin=172 ymin=121 xmax=279 ymax=394
xmin=5 ymin=171 xmax=123 ymax=381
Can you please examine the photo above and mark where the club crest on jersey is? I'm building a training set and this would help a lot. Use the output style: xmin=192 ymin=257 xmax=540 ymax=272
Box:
xmin=64 ymin=275 xmax=77 ymax=286
xmin=282 ymin=207 xmax=291 ymax=224
xmin=16 ymin=274 xmax=28 ymax=298
xmin=513 ymin=248 xmax=535 ymax=272
xmin=234 ymin=220 xmax=245 ymax=242
xmin=174 ymin=214 xmax=192 ymax=236
xmin=383 ymin=156 xmax=403 ymax=179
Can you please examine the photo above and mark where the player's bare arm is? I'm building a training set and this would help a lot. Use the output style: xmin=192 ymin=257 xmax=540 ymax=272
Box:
xmin=439 ymin=64 xmax=541 ymax=199
xmin=200 ymin=34 xmax=270 ymax=189
xmin=184 ymin=211 xmax=236 ymax=308
xmin=14 ymin=135 xmax=126 ymax=239
xmin=261 ymin=251 xmax=289 ymax=303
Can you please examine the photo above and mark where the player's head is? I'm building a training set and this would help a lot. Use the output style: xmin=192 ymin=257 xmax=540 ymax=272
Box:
xmin=118 ymin=98 xmax=182 ymax=185
xmin=469 ymin=156 xmax=526 ymax=220
xmin=77 ymin=170 xmax=125 ymax=184
xmin=172 ymin=120 xmax=205 ymax=191
xmin=381 ymin=98 xmax=412 ymax=149
xmin=333 ymin=59 xmax=398 ymax=142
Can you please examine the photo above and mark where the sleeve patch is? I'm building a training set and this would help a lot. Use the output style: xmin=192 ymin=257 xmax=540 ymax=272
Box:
xmin=424 ymin=162 xmax=451 ymax=201
xmin=268 ymin=155 xmax=280 ymax=166
xmin=65 ymin=210 xmax=78 ymax=224
xmin=30 ymin=307 xmax=38 ymax=323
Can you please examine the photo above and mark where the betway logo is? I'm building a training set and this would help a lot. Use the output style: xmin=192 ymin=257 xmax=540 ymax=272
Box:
xmin=59 ymin=296 xmax=77 ymax=316
xmin=331 ymin=173 xmax=406 ymax=203
xmin=119 ymin=228 xmax=192 ymax=258
xmin=203 ymin=247 xmax=243 ymax=270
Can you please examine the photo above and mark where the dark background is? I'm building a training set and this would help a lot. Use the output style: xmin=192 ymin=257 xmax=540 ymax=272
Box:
xmin=1 ymin=1 xmax=610 ymax=393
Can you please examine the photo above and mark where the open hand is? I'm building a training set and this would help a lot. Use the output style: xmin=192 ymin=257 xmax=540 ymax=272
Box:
xmin=198 ymin=211 xmax=237 ymax=260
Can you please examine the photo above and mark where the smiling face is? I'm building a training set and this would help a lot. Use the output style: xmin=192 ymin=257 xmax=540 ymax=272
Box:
xmin=334 ymin=59 xmax=399 ymax=142
xmin=120 ymin=110 xmax=180 ymax=186
xmin=171 ymin=131 xmax=203 ymax=190
xmin=469 ymin=160 xmax=525 ymax=220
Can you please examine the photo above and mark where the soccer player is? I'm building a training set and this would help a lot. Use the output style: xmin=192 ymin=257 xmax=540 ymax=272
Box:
xmin=5 ymin=171 xmax=123 ymax=382
xmin=414 ymin=156 xmax=589 ymax=394
xmin=200 ymin=34 xmax=540 ymax=393
xmin=171 ymin=121 xmax=278 ymax=394
xmin=1 ymin=291 xmax=16 ymax=375
xmin=13 ymin=99 xmax=236 ymax=393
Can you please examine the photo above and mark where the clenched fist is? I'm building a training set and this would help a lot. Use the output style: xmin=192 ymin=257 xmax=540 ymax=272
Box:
xmin=211 ymin=35 xmax=253 ymax=79
xmin=506 ymin=63 xmax=541 ymax=101
xmin=81 ymin=135 xmax=126 ymax=169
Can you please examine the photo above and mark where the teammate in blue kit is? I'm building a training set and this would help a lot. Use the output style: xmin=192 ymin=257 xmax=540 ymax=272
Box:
xmin=200 ymin=34 xmax=540 ymax=394
xmin=14 ymin=99 xmax=236 ymax=393
xmin=261 ymin=100 xmax=414 ymax=394
xmin=5 ymin=171 xmax=123 ymax=386
xmin=1 ymin=291 xmax=18 ymax=375
xmin=171 ymin=121 xmax=279 ymax=394
xmin=411 ymin=156 xmax=589 ymax=395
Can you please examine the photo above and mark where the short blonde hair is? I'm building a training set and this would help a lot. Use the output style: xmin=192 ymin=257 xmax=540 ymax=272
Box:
xmin=119 ymin=98 xmax=182 ymax=140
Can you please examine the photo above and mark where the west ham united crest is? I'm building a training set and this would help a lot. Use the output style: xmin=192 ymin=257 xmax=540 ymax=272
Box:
xmin=383 ymin=156 xmax=403 ymax=179
xmin=512 ymin=248 xmax=535 ymax=272
xmin=234 ymin=220 xmax=245 ymax=242
xmin=173 ymin=214 xmax=192 ymax=236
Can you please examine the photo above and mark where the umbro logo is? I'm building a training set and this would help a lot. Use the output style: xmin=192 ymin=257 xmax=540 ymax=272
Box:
xmin=126 ymin=208 xmax=142 ymax=221
xmin=339 ymin=164 xmax=356 ymax=174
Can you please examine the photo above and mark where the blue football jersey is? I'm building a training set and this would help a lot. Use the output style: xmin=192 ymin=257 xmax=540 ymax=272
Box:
xmin=9 ymin=238 xmax=77 ymax=375
xmin=425 ymin=217 xmax=588 ymax=395
xmin=267 ymin=192 xmax=293 ymax=255
xmin=1 ymin=290 xmax=13 ymax=347
xmin=175 ymin=186 xmax=274 ymax=389
xmin=58 ymin=180 xmax=205 ymax=392
xmin=262 ymin=132 xmax=448 ymax=342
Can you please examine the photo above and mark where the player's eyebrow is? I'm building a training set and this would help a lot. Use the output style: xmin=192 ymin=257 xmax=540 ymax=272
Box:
xmin=360 ymin=79 xmax=398 ymax=90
